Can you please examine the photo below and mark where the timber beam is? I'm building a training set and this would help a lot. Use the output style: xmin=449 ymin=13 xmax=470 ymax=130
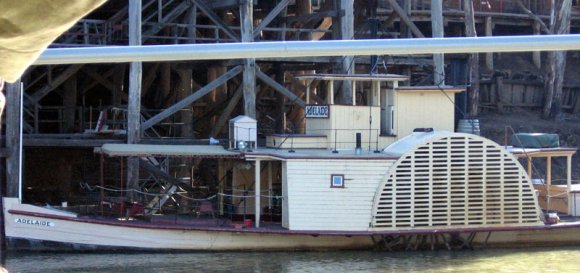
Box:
xmin=140 ymin=159 xmax=194 ymax=192
xmin=142 ymin=1 xmax=192 ymax=39
xmin=142 ymin=65 xmax=243 ymax=130
xmin=82 ymin=67 xmax=115 ymax=91
xmin=253 ymin=0 xmax=290 ymax=38
xmin=386 ymin=0 xmax=425 ymax=38
xmin=192 ymin=0 xmax=240 ymax=41
xmin=30 ymin=64 xmax=84 ymax=103
xmin=211 ymin=85 xmax=243 ymax=137
xmin=256 ymin=68 xmax=305 ymax=108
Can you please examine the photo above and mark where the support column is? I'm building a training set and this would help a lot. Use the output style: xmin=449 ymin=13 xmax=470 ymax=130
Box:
xmin=567 ymin=155 xmax=572 ymax=213
xmin=5 ymin=81 xmax=22 ymax=198
xmin=431 ymin=0 xmax=445 ymax=85
xmin=327 ymin=80 xmax=334 ymax=104
xmin=177 ymin=68 xmax=193 ymax=137
xmin=464 ymin=0 xmax=479 ymax=116
xmin=370 ymin=80 xmax=380 ymax=106
xmin=241 ymin=0 xmax=256 ymax=118
xmin=159 ymin=63 xmax=171 ymax=108
xmin=127 ymin=0 xmax=142 ymax=200
xmin=485 ymin=17 xmax=494 ymax=71
xmin=546 ymin=156 xmax=552 ymax=212
xmin=180 ymin=2 xmax=196 ymax=137
xmin=275 ymin=66 xmax=286 ymax=133
xmin=63 ymin=75 xmax=77 ymax=133
xmin=218 ymin=160 xmax=225 ymax=215
xmin=112 ymin=65 xmax=126 ymax=106
xmin=533 ymin=21 xmax=542 ymax=69
xmin=267 ymin=161 xmax=273 ymax=210
xmin=254 ymin=159 xmax=261 ymax=228
xmin=339 ymin=0 xmax=354 ymax=104
xmin=401 ymin=0 xmax=412 ymax=38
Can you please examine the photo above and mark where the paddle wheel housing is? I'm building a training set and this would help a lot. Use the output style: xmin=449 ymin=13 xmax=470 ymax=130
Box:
xmin=371 ymin=132 xmax=543 ymax=230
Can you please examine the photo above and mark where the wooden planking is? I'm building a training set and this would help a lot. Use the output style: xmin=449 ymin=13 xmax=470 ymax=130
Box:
xmin=285 ymin=159 xmax=394 ymax=231
xmin=305 ymin=105 xmax=381 ymax=149
xmin=396 ymin=91 xmax=455 ymax=137
xmin=372 ymin=134 xmax=542 ymax=230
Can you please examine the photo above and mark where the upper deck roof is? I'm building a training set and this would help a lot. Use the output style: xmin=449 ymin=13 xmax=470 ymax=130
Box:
xmin=397 ymin=86 xmax=465 ymax=93
xmin=294 ymin=73 xmax=409 ymax=82
xmin=243 ymin=147 xmax=400 ymax=161
xmin=98 ymin=144 xmax=241 ymax=158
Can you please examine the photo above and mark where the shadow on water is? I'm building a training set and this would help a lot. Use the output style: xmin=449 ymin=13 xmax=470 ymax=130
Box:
xmin=4 ymin=246 xmax=580 ymax=273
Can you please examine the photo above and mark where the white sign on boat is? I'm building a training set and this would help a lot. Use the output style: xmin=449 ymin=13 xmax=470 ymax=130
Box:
xmin=305 ymin=105 xmax=330 ymax=118
xmin=15 ymin=218 xmax=55 ymax=227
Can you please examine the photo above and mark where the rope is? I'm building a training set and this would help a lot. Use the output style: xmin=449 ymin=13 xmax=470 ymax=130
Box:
xmin=81 ymin=182 xmax=285 ymax=201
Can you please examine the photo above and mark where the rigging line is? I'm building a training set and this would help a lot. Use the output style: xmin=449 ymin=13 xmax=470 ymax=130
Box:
xmin=217 ymin=193 xmax=285 ymax=199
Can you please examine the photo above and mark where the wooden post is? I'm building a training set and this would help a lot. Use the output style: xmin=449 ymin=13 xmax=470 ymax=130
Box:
xmin=305 ymin=80 xmax=311 ymax=104
xmin=63 ymin=74 xmax=77 ymax=133
xmin=254 ymin=159 xmax=261 ymax=228
xmin=431 ymin=0 xmax=445 ymax=85
xmin=351 ymin=80 xmax=356 ymax=105
xmin=177 ymin=68 xmax=193 ymax=137
xmin=275 ymin=67 xmax=286 ymax=132
xmin=159 ymin=63 xmax=171 ymax=108
xmin=112 ymin=65 xmax=126 ymax=106
xmin=241 ymin=0 xmax=256 ymax=118
xmin=296 ymin=0 xmax=313 ymax=40
xmin=5 ymin=81 xmax=22 ymax=198
xmin=218 ymin=160 xmax=225 ymax=215
xmin=464 ymin=0 xmax=480 ymax=116
xmin=485 ymin=17 xmax=494 ymax=71
xmin=340 ymin=0 xmax=354 ymax=104
xmin=401 ymin=0 xmax=412 ymax=38
xmin=268 ymin=161 xmax=273 ymax=210
xmin=327 ymin=80 xmax=334 ymax=104
xmin=533 ymin=21 xmax=542 ymax=69
xmin=527 ymin=157 xmax=533 ymax=178
xmin=546 ymin=155 xmax=552 ymax=212
xmin=127 ymin=0 xmax=142 ymax=200
xmin=495 ymin=74 xmax=504 ymax=112
xmin=180 ymin=3 xmax=197 ymax=137
xmin=371 ymin=80 xmax=380 ymax=106
xmin=188 ymin=3 xmax=197 ymax=43
xmin=567 ymin=155 xmax=572 ymax=213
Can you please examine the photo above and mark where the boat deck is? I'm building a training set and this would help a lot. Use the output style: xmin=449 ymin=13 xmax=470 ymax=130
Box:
xmin=9 ymin=208 xmax=580 ymax=237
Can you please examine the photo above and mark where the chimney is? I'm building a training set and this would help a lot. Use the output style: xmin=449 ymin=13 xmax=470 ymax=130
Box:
xmin=355 ymin=133 xmax=362 ymax=155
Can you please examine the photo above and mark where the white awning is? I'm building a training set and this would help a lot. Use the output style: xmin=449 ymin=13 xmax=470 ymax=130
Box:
xmin=98 ymin=144 xmax=241 ymax=158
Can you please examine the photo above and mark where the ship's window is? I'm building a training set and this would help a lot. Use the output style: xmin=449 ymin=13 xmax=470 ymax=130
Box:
xmin=330 ymin=174 xmax=344 ymax=188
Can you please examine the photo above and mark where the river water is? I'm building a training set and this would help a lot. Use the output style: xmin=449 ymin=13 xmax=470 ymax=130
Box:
xmin=3 ymin=246 xmax=580 ymax=273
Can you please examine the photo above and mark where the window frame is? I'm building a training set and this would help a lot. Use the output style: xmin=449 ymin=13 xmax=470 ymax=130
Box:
xmin=330 ymin=174 xmax=345 ymax=188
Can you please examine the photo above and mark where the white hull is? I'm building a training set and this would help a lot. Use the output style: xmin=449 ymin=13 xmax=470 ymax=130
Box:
xmin=3 ymin=198 xmax=372 ymax=251
xmin=3 ymin=198 xmax=579 ymax=251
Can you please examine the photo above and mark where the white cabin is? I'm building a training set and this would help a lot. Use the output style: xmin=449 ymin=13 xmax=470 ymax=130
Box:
xmin=231 ymin=74 xmax=545 ymax=231
xmin=266 ymin=74 xmax=464 ymax=150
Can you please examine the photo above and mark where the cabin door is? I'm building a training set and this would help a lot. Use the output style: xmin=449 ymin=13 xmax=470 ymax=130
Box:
xmin=380 ymin=88 xmax=395 ymax=135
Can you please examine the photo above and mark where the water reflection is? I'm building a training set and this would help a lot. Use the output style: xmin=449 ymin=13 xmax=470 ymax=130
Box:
xmin=5 ymin=246 xmax=580 ymax=273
